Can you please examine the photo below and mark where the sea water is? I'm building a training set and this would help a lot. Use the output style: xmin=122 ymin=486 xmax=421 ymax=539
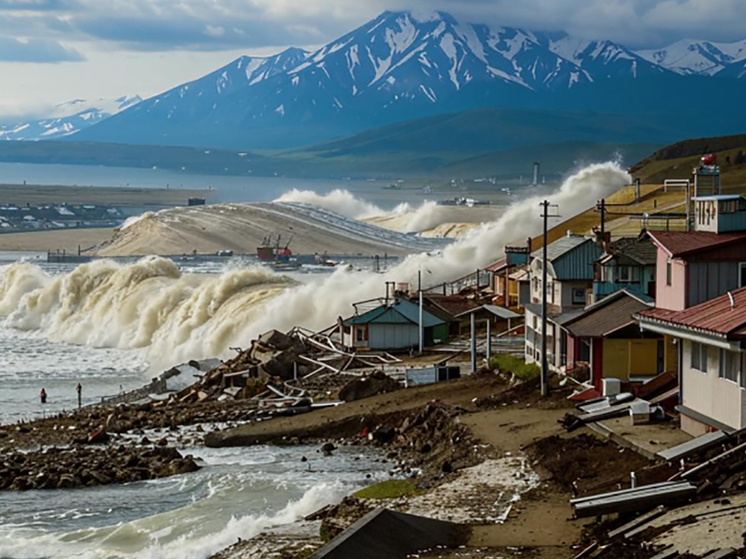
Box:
xmin=0 ymin=253 xmax=387 ymax=559
xmin=0 ymin=444 xmax=389 ymax=559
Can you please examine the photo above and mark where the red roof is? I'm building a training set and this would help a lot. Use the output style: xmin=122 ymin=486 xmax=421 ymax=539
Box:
xmin=648 ymin=230 xmax=746 ymax=258
xmin=637 ymin=287 xmax=746 ymax=339
xmin=486 ymin=259 xmax=508 ymax=273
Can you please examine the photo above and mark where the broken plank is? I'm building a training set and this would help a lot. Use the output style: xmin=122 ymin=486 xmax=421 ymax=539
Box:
xmin=607 ymin=505 xmax=667 ymax=540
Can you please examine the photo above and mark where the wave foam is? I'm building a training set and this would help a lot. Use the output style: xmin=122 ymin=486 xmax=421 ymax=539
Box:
xmin=0 ymin=162 xmax=630 ymax=367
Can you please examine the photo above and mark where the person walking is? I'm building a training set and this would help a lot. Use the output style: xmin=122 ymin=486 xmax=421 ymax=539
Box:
xmin=76 ymin=383 xmax=82 ymax=410
xmin=40 ymin=388 xmax=47 ymax=405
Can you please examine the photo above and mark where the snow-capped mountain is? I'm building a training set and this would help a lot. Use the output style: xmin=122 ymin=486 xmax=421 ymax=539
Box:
xmin=0 ymin=95 xmax=141 ymax=141
xmin=638 ymin=39 xmax=746 ymax=76
xmin=67 ymin=11 xmax=746 ymax=149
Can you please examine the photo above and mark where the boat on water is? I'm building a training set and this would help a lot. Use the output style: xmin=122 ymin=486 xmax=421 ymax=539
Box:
xmin=256 ymin=235 xmax=338 ymax=270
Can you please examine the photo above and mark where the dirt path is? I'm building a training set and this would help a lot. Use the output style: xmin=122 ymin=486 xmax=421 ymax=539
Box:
xmin=206 ymin=373 xmax=504 ymax=447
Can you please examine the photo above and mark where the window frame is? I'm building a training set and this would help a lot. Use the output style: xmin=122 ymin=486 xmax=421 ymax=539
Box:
xmin=719 ymin=349 xmax=740 ymax=384
xmin=618 ymin=266 xmax=633 ymax=283
xmin=666 ymin=258 xmax=672 ymax=287
xmin=572 ymin=287 xmax=586 ymax=305
xmin=690 ymin=341 xmax=708 ymax=374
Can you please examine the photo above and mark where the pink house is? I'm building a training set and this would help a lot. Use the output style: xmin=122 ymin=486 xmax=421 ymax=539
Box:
xmin=649 ymin=230 xmax=746 ymax=312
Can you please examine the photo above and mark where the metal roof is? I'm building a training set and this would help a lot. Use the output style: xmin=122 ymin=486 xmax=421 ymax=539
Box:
xmin=648 ymin=230 xmax=746 ymax=258
xmin=530 ymin=234 xmax=591 ymax=262
xmin=692 ymin=195 xmax=745 ymax=201
xmin=485 ymin=259 xmax=508 ymax=273
xmin=602 ymin=237 xmax=658 ymax=267
xmin=636 ymin=286 xmax=746 ymax=339
xmin=564 ymin=291 xmax=653 ymax=338
xmin=344 ymin=298 xmax=445 ymax=328
xmin=456 ymin=304 xmax=522 ymax=320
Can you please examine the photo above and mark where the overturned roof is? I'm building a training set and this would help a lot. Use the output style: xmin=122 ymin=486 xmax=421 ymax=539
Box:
xmin=565 ymin=290 xmax=653 ymax=338
xmin=637 ymin=287 xmax=746 ymax=340
xmin=648 ymin=230 xmax=746 ymax=259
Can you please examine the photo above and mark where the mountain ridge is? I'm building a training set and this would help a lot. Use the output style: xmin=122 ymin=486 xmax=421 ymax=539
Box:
xmin=12 ymin=10 xmax=746 ymax=149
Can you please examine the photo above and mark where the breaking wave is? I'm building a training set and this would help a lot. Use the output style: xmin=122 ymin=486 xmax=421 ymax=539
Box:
xmin=0 ymin=162 xmax=630 ymax=368
xmin=0 ymin=480 xmax=347 ymax=559
xmin=274 ymin=189 xmax=444 ymax=233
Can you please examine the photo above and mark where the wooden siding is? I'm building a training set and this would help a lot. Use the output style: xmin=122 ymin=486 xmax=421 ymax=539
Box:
xmin=552 ymin=240 xmax=603 ymax=281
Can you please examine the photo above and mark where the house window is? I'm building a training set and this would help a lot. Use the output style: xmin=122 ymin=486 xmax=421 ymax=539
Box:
xmin=618 ymin=266 xmax=633 ymax=283
xmin=740 ymin=263 xmax=746 ymax=288
xmin=690 ymin=342 xmax=708 ymax=373
xmin=719 ymin=349 xmax=740 ymax=383
xmin=666 ymin=259 xmax=672 ymax=286
xmin=572 ymin=288 xmax=586 ymax=305
xmin=356 ymin=328 xmax=365 ymax=342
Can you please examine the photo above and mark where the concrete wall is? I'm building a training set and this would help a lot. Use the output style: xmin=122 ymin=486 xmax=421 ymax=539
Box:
xmin=656 ymin=250 xmax=688 ymax=311
xmin=682 ymin=340 xmax=745 ymax=433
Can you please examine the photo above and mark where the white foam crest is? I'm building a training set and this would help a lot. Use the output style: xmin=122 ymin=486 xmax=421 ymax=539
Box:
xmin=0 ymin=481 xmax=348 ymax=559
xmin=0 ymin=256 xmax=294 ymax=370
xmin=120 ymin=211 xmax=156 ymax=231
xmin=275 ymin=189 xmax=456 ymax=233
xmin=240 ymin=162 xmax=631 ymax=338
xmin=274 ymin=188 xmax=384 ymax=219
xmin=0 ymin=163 xmax=630 ymax=367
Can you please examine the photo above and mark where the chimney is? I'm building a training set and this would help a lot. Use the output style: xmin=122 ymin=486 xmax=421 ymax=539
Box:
xmin=533 ymin=162 xmax=541 ymax=186
xmin=567 ymin=229 xmax=573 ymax=238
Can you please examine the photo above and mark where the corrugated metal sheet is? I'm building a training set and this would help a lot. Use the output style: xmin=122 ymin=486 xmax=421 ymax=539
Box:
xmin=649 ymin=231 xmax=746 ymax=258
xmin=531 ymin=235 xmax=591 ymax=262
xmin=552 ymin=239 xmax=603 ymax=281
xmin=565 ymin=294 xmax=651 ymax=338
xmin=345 ymin=299 xmax=444 ymax=328
xmin=637 ymin=286 xmax=746 ymax=338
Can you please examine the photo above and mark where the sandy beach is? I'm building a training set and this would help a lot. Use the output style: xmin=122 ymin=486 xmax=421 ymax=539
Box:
xmin=0 ymin=227 xmax=115 ymax=253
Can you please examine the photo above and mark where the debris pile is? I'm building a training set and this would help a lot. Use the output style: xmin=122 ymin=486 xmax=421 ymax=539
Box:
xmin=173 ymin=327 xmax=403 ymax=407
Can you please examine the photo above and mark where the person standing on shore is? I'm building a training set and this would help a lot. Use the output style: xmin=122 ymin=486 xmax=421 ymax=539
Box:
xmin=76 ymin=383 xmax=82 ymax=409
xmin=40 ymin=388 xmax=47 ymax=405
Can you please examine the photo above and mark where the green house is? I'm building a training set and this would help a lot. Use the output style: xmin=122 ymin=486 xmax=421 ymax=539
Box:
xmin=343 ymin=298 xmax=449 ymax=351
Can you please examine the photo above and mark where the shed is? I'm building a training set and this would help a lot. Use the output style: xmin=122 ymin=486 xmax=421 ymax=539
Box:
xmin=343 ymin=298 xmax=448 ymax=351
xmin=455 ymin=304 xmax=522 ymax=335
xmin=563 ymin=290 xmax=661 ymax=388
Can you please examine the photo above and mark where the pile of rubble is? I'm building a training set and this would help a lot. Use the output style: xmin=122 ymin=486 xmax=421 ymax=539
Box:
xmin=171 ymin=328 xmax=403 ymax=408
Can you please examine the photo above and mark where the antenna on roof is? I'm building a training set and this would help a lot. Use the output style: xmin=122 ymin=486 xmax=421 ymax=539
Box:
xmin=728 ymin=291 xmax=735 ymax=310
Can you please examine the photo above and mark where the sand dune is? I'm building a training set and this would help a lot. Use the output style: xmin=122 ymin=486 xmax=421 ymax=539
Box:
xmin=92 ymin=202 xmax=451 ymax=257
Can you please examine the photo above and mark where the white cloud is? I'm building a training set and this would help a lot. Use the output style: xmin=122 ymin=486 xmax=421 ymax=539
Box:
xmin=204 ymin=24 xmax=225 ymax=37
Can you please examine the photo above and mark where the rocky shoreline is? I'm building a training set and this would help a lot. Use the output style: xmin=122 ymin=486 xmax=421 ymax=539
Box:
xmin=0 ymin=444 xmax=200 ymax=491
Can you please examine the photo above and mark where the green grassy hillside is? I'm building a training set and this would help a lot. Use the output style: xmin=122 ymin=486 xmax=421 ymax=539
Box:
xmin=631 ymin=133 xmax=746 ymax=190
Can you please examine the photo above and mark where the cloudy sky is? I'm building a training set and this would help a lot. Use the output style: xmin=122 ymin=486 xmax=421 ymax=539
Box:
xmin=1 ymin=0 xmax=746 ymax=119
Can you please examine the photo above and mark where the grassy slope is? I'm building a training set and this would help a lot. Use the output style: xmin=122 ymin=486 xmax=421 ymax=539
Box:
xmin=536 ymin=133 xmax=746 ymax=246
xmin=631 ymin=133 xmax=746 ymax=191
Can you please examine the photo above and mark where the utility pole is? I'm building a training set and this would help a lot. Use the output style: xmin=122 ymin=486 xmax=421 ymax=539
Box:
xmin=596 ymin=199 xmax=607 ymax=235
xmin=470 ymin=312 xmax=477 ymax=373
xmin=418 ymin=269 xmax=424 ymax=355
xmin=540 ymin=200 xmax=560 ymax=398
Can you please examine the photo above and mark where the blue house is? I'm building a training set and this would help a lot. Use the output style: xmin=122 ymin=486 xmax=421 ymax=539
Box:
xmin=593 ymin=234 xmax=657 ymax=303
xmin=342 ymin=298 xmax=449 ymax=351
xmin=523 ymin=233 xmax=603 ymax=370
